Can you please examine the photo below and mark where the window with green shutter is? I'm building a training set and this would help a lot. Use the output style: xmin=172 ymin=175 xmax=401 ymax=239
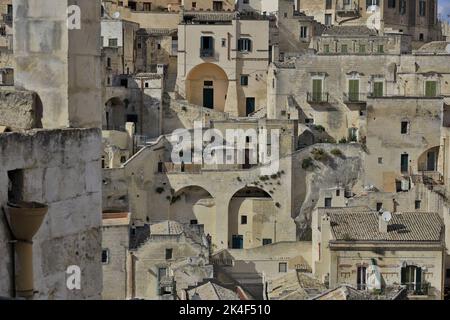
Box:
xmin=324 ymin=44 xmax=330 ymax=53
xmin=359 ymin=44 xmax=366 ymax=53
xmin=348 ymin=79 xmax=359 ymax=101
xmin=373 ymin=81 xmax=383 ymax=97
xmin=341 ymin=44 xmax=348 ymax=53
xmin=312 ymin=79 xmax=323 ymax=102
xmin=425 ymin=81 xmax=437 ymax=97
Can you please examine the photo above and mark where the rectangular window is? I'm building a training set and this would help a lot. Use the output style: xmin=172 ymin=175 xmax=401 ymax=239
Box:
xmin=377 ymin=44 xmax=384 ymax=53
xmin=425 ymin=81 xmax=437 ymax=97
xmin=446 ymin=269 xmax=450 ymax=278
xmin=143 ymin=2 xmax=151 ymax=11
xmin=376 ymin=202 xmax=383 ymax=211
xmin=238 ymin=38 xmax=252 ymax=52
xmin=221 ymin=38 xmax=226 ymax=47
xmin=325 ymin=14 xmax=332 ymax=26
xmin=200 ymin=36 xmax=214 ymax=57
xmin=240 ymin=75 xmax=249 ymax=86
xmin=108 ymin=38 xmax=118 ymax=47
xmin=190 ymin=219 xmax=198 ymax=225
xmin=357 ymin=266 xmax=367 ymax=290
xmin=305 ymin=118 xmax=314 ymax=124
xmin=102 ymin=249 xmax=109 ymax=264
xmin=165 ymin=248 xmax=173 ymax=260
xmin=326 ymin=0 xmax=332 ymax=9
xmin=213 ymin=1 xmax=223 ymax=11
xmin=336 ymin=189 xmax=340 ymax=197
xmin=279 ymin=262 xmax=287 ymax=273
xmin=399 ymin=0 xmax=406 ymax=15
xmin=312 ymin=79 xmax=323 ymax=102
xmin=262 ymin=239 xmax=272 ymax=246
xmin=419 ymin=0 xmax=426 ymax=16
xmin=415 ymin=200 xmax=421 ymax=209
xmin=241 ymin=215 xmax=248 ymax=225
xmin=348 ymin=79 xmax=360 ymax=101
xmin=323 ymin=44 xmax=330 ymax=53
xmin=401 ymin=121 xmax=409 ymax=134
xmin=341 ymin=44 xmax=348 ymax=53
xmin=324 ymin=197 xmax=332 ymax=208
xmin=401 ymin=154 xmax=409 ymax=173
xmin=378 ymin=157 xmax=383 ymax=164
xmin=359 ymin=44 xmax=366 ymax=53
xmin=192 ymin=2 xmax=197 ymax=8
xmin=388 ymin=0 xmax=396 ymax=8
xmin=300 ymin=26 xmax=308 ymax=39
xmin=373 ymin=81 xmax=383 ymax=97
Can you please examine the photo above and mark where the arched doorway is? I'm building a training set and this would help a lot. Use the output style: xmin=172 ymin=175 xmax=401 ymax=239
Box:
xmin=169 ymin=186 xmax=215 ymax=241
xmin=185 ymin=63 xmax=228 ymax=112
xmin=417 ymin=146 xmax=439 ymax=172
xmin=228 ymin=187 xmax=276 ymax=249
xmin=104 ymin=97 xmax=126 ymax=131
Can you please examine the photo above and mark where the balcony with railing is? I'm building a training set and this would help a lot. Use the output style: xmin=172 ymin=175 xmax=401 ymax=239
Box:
xmin=410 ymin=171 xmax=444 ymax=185
xmin=307 ymin=92 xmax=330 ymax=104
xmin=200 ymin=48 xmax=215 ymax=58
xmin=336 ymin=1 xmax=359 ymax=16
xmin=403 ymin=282 xmax=430 ymax=296
xmin=343 ymin=92 xmax=366 ymax=104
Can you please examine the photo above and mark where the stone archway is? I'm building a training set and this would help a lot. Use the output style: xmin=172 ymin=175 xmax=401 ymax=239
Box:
xmin=227 ymin=186 xmax=276 ymax=250
xmin=169 ymin=185 xmax=216 ymax=239
xmin=417 ymin=146 xmax=440 ymax=172
xmin=104 ymin=97 xmax=126 ymax=131
xmin=185 ymin=63 xmax=228 ymax=112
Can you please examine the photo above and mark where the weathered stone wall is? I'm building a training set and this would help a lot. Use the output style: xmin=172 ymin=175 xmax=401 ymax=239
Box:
xmin=0 ymin=89 xmax=41 ymax=130
xmin=0 ymin=128 xmax=102 ymax=299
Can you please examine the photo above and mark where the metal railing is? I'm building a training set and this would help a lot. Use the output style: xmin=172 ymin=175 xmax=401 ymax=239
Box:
xmin=410 ymin=171 xmax=444 ymax=185
xmin=343 ymin=92 xmax=367 ymax=103
xmin=403 ymin=282 xmax=430 ymax=296
xmin=307 ymin=92 xmax=329 ymax=103
xmin=336 ymin=2 xmax=359 ymax=12
xmin=200 ymin=48 xmax=214 ymax=58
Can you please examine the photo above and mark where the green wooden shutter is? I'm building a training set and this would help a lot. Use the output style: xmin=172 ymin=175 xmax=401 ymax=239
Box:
xmin=373 ymin=82 xmax=383 ymax=97
xmin=349 ymin=79 xmax=359 ymax=101
xmin=425 ymin=81 xmax=437 ymax=97
xmin=312 ymin=79 xmax=322 ymax=101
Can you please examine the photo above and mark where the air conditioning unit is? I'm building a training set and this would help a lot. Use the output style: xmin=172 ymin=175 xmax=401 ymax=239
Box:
xmin=401 ymin=178 xmax=410 ymax=191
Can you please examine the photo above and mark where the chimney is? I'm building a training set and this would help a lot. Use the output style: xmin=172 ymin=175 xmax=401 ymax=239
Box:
xmin=378 ymin=212 xmax=388 ymax=233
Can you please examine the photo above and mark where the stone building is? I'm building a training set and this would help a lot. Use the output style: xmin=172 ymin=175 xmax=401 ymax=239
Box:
xmin=0 ymin=0 xmax=103 ymax=299
xmin=312 ymin=207 xmax=445 ymax=299
xmin=176 ymin=11 xmax=271 ymax=116
xmin=297 ymin=0 xmax=441 ymax=46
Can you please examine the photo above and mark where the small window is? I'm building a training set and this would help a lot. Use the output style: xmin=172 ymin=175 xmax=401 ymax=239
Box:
xmin=401 ymin=121 xmax=409 ymax=134
xmin=419 ymin=33 xmax=424 ymax=41
xmin=221 ymin=38 xmax=226 ymax=47
xmin=415 ymin=200 xmax=421 ymax=209
xmin=323 ymin=44 xmax=330 ymax=53
xmin=120 ymin=156 xmax=127 ymax=163
xmin=145 ymin=82 xmax=149 ymax=88
xmin=325 ymin=14 xmax=332 ymax=26
xmin=325 ymin=197 xmax=332 ymax=208
xmin=388 ymin=0 xmax=396 ymax=8
xmin=204 ymin=80 xmax=213 ymax=86
xmin=376 ymin=202 xmax=383 ymax=211
xmin=102 ymin=249 xmax=109 ymax=264
xmin=300 ymin=26 xmax=308 ymax=39
xmin=108 ymin=38 xmax=118 ymax=47
xmin=192 ymin=2 xmax=197 ymax=8
xmin=425 ymin=81 xmax=437 ymax=97
xmin=359 ymin=44 xmax=366 ymax=53
xmin=262 ymin=239 xmax=272 ymax=246
xmin=305 ymin=118 xmax=314 ymax=124
xmin=341 ymin=44 xmax=348 ymax=53
xmin=377 ymin=45 xmax=384 ymax=53
xmin=240 ymin=75 xmax=249 ymax=86
xmin=165 ymin=248 xmax=173 ymax=260
xmin=241 ymin=215 xmax=248 ymax=225
xmin=326 ymin=0 xmax=332 ymax=9
xmin=419 ymin=0 xmax=426 ymax=16
xmin=190 ymin=219 xmax=198 ymax=225
xmin=336 ymin=189 xmax=340 ymax=197
xmin=238 ymin=38 xmax=252 ymax=52
xmin=279 ymin=262 xmax=287 ymax=273
xmin=378 ymin=157 xmax=383 ymax=164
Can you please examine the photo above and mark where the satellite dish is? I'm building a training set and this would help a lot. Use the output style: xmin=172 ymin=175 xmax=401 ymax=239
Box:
xmin=381 ymin=211 xmax=392 ymax=222
xmin=113 ymin=11 xmax=121 ymax=19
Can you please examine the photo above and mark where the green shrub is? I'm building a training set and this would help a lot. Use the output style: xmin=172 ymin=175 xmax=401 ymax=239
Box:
xmin=338 ymin=137 xmax=347 ymax=144
xmin=302 ymin=157 xmax=314 ymax=169
xmin=311 ymin=148 xmax=328 ymax=161
xmin=312 ymin=124 xmax=325 ymax=132
xmin=330 ymin=148 xmax=343 ymax=157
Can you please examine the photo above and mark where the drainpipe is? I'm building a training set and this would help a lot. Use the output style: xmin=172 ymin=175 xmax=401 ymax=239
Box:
xmin=5 ymin=201 xmax=48 ymax=299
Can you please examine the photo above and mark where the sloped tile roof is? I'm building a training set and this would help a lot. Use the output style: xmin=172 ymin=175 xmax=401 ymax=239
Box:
xmin=328 ymin=211 xmax=443 ymax=242
xmin=187 ymin=281 xmax=239 ymax=300
xmin=323 ymin=26 xmax=378 ymax=36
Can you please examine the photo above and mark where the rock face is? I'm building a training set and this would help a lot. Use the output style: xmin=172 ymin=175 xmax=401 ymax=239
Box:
xmin=0 ymin=90 xmax=42 ymax=130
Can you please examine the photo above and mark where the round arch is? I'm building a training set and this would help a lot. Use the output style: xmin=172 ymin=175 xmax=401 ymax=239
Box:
xmin=169 ymin=185 xmax=216 ymax=239
xmin=227 ymin=186 xmax=276 ymax=250
xmin=417 ymin=146 xmax=440 ymax=172
xmin=185 ymin=63 xmax=228 ymax=112
xmin=103 ymin=97 xmax=125 ymax=131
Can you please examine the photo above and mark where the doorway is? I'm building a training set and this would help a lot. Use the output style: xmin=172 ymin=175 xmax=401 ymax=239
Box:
xmin=246 ymin=97 xmax=255 ymax=116
xmin=427 ymin=151 xmax=436 ymax=171
xmin=232 ymin=235 xmax=243 ymax=249
xmin=203 ymin=81 xmax=214 ymax=109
